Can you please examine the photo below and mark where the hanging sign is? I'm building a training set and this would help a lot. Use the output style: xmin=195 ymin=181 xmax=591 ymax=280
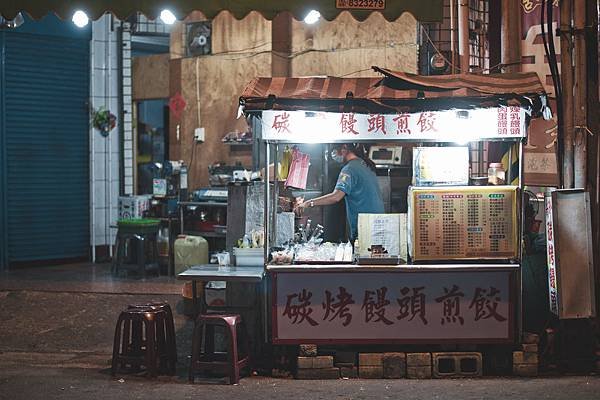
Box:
xmin=261 ymin=106 xmax=527 ymax=143
xmin=273 ymin=270 xmax=513 ymax=343
xmin=544 ymin=194 xmax=559 ymax=315
xmin=336 ymin=0 xmax=386 ymax=10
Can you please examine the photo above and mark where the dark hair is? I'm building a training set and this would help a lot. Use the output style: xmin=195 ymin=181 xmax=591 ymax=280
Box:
xmin=344 ymin=143 xmax=376 ymax=172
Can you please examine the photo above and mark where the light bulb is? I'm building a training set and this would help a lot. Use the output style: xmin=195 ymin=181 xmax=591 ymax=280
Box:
xmin=304 ymin=10 xmax=321 ymax=25
xmin=72 ymin=10 xmax=89 ymax=28
xmin=160 ymin=10 xmax=177 ymax=25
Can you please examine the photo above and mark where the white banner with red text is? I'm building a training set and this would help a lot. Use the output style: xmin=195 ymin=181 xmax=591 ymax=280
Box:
xmin=273 ymin=270 xmax=514 ymax=343
xmin=261 ymin=107 xmax=527 ymax=143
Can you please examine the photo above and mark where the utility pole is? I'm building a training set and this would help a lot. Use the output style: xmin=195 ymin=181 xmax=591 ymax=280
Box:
xmin=560 ymin=0 xmax=575 ymax=188
xmin=458 ymin=0 xmax=470 ymax=72
xmin=271 ymin=12 xmax=293 ymax=77
xmin=573 ymin=0 xmax=587 ymax=188
xmin=500 ymin=0 xmax=521 ymax=73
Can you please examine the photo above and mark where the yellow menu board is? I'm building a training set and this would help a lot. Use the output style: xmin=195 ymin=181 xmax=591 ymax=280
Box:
xmin=408 ymin=186 xmax=519 ymax=261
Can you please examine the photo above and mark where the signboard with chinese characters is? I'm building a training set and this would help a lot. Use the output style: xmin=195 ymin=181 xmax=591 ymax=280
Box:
xmin=272 ymin=269 xmax=514 ymax=343
xmin=544 ymin=193 xmax=558 ymax=315
xmin=409 ymin=186 xmax=519 ymax=261
xmin=261 ymin=107 xmax=526 ymax=143
xmin=336 ymin=0 xmax=386 ymax=10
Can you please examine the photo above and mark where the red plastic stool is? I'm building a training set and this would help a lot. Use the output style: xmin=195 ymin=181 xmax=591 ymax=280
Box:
xmin=111 ymin=307 xmax=173 ymax=377
xmin=128 ymin=302 xmax=177 ymax=374
xmin=189 ymin=314 xmax=250 ymax=384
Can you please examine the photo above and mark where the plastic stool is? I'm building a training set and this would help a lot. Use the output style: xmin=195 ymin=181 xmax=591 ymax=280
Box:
xmin=111 ymin=307 xmax=175 ymax=377
xmin=112 ymin=219 xmax=160 ymax=277
xmin=128 ymin=302 xmax=177 ymax=374
xmin=189 ymin=313 xmax=250 ymax=384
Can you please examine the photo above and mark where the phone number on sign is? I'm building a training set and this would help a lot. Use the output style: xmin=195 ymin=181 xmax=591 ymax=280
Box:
xmin=336 ymin=0 xmax=386 ymax=10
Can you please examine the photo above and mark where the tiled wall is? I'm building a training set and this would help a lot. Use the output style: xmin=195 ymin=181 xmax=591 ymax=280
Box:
xmin=89 ymin=14 xmax=122 ymax=254
xmin=122 ymin=23 xmax=134 ymax=194
xmin=89 ymin=14 xmax=167 ymax=257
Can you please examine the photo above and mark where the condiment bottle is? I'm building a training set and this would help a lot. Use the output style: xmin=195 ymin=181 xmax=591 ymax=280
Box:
xmin=488 ymin=163 xmax=506 ymax=185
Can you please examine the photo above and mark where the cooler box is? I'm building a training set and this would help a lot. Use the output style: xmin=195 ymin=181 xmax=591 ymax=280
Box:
xmin=233 ymin=247 xmax=264 ymax=266
xmin=174 ymin=235 xmax=209 ymax=275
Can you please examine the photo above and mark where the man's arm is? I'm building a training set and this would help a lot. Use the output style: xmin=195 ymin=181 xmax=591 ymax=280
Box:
xmin=295 ymin=189 xmax=345 ymax=211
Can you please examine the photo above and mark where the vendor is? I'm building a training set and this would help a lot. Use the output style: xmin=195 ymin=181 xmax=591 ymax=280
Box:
xmin=295 ymin=143 xmax=384 ymax=240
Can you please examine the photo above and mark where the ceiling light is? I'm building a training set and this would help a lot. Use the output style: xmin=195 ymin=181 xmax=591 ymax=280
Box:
xmin=72 ymin=10 xmax=89 ymax=28
xmin=304 ymin=10 xmax=321 ymax=25
xmin=160 ymin=9 xmax=177 ymax=25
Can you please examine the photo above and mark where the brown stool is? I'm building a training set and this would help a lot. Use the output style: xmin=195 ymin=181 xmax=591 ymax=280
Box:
xmin=111 ymin=307 xmax=174 ymax=377
xmin=189 ymin=313 xmax=250 ymax=384
xmin=128 ymin=302 xmax=177 ymax=374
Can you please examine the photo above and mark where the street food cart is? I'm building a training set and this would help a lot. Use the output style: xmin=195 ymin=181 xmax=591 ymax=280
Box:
xmin=240 ymin=68 xmax=550 ymax=346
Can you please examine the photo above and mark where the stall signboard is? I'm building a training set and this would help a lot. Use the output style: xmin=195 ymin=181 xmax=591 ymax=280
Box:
xmin=273 ymin=270 xmax=513 ymax=343
xmin=336 ymin=0 xmax=386 ymax=10
xmin=261 ymin=106 xmax=527 ymax=143
xmin=408 ymin=186 xmax=519 ymax=261
xmin=544 ymin=194 xmax=559 ymax=315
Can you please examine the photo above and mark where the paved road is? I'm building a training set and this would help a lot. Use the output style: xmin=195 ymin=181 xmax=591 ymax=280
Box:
xmin=0 ymin=364 xmax=599 ymax=400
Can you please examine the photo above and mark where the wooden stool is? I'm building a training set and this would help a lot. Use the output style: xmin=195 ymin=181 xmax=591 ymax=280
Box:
xmin=189 ymin=314 xmax=250 ymax=384
xmin=111 ymin=307 xmax=175 ymax=377
xmin=128 ymin=302 xmax=177 ymax=374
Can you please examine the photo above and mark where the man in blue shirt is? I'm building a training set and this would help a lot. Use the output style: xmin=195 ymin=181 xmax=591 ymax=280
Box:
xmin=295 ymin=144 xmax=384 ymax=240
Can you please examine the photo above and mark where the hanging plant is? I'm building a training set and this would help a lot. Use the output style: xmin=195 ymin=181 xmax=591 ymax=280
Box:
xmin=91 ymin=107 xmax=117 ymax=137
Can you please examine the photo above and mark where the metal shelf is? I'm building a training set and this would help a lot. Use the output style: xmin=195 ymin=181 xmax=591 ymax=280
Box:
xmin=184 ymin=230 xmax=226 ymax=238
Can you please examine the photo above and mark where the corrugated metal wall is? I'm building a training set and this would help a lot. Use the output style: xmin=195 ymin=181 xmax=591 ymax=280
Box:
xmin=0 ymin=19 xmax=90 ymax=268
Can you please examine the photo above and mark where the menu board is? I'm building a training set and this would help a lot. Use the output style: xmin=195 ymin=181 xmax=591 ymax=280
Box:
xmin=409 ymin=186 xmax=518 ymax=261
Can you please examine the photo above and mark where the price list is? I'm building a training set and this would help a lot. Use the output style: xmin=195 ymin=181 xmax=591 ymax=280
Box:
xmin=411 ymin=187 xmax=518 ymax=261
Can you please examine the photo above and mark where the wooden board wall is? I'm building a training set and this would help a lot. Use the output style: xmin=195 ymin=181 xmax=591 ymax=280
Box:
xmin=168 ymin=11 xmax=418 ymax=190
xmin=291 ymin=12 xmax=418 ymax=76
xmin=169 ymin=11 xmax=271 ymax=188
xmin=132 ymin=53 xmax=170 ymax=100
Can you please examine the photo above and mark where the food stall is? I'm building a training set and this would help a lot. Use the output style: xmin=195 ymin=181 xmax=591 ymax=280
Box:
xmin=240 ymin=68 xmax=550 ymax=346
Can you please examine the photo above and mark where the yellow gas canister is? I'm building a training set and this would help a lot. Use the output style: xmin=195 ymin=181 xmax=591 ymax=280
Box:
xmin=174 ymin=235 xmax=209 ymax=274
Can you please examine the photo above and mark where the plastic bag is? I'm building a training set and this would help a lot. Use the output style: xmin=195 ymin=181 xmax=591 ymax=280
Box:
xmin=285 ymin=147 xmax=310 ymax=190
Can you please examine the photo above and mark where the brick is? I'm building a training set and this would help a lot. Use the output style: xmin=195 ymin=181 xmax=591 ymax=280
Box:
xmin=359 ymin=353 xmax=383 ymax=366
xmin=299 ymin=344 xmax=317 ymax=357
xmin=521 ymin=344 xmax=538 ymax=353
xmin=296 ymin=367 xmax=340 ymax=380
xmin=407 ymin=353 xmax=432 ymax=366
xmin=334 ymin=351 xmax=357 ymax=365
xmin=407 ymin=366 xmax=432 ymax=379
xmin=432 ymin=352 xmax=482 ymax=378
xmin=297 ymin=357 xmax=314 ymax=369
xmin=383 ymin=353 xmax=406 ymax=378
xmin=359 ymin=366 xmax=384 ymax=379
xmin=513 ymin=351 xmax=539 ymax=365
xmin=313 ymin=356 xmax=334 ymax=369
xmin=513 ymin=363 xmax=538 ymax=377
xmin=522 ymin=332 xmax=540 ymax=344
xmin=340 ymin=366 xmax=358 ymax=379
xmin=271 ymin=369 xmax=292 ymax=378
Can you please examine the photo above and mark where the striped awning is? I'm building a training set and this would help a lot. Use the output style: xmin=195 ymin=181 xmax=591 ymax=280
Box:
xmin=1 ymin=1 xmax=443 ymax=22
xmin=373 ymin=67 xmax=547 ymax=96
xmin=241 ymin=67 xmax=548 ymax=114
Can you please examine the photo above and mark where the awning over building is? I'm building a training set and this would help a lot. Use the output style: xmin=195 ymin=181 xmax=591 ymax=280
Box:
xmin=373 ymin=67 xmax=547 ymax=97
xmin=1 ymin=1 xmax=443 ymax=22
xmin=241 ymin=67 xmax=548 ymax=114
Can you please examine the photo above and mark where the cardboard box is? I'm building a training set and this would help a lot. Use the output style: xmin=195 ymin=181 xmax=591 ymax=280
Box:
xmin=118 ymin=195 xmax=152 ymax=219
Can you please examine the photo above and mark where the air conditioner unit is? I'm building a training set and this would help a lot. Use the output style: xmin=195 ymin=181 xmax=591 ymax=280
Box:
xmin=185 ymin=21 xmax=212 ymax=56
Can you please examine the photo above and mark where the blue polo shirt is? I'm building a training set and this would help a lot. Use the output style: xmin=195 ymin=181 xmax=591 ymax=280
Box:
xmin=335 ymin=158 xmax=385 ymax=239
